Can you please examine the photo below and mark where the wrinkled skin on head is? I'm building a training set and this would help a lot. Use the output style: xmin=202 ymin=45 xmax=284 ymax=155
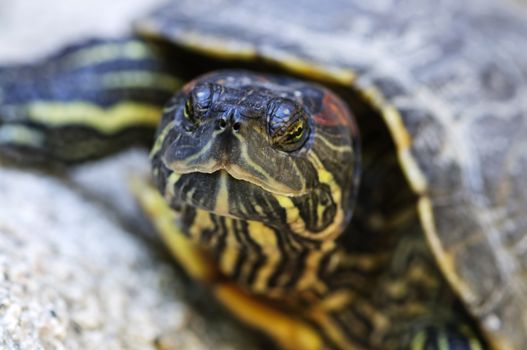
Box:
xmin=151 ymin=70 xmax=359 ymax=241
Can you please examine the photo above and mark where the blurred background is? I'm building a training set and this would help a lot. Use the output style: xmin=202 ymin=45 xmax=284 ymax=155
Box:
xmin=0 ymin=0 xmax=163 ymax=63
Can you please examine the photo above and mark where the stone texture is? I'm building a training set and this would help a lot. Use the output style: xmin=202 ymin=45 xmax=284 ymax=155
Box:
xmin=0 ymin=164 xmax=195 ymax=350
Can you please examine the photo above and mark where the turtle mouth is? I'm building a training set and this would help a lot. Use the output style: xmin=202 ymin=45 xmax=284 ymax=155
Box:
xmin=165 ymin=167 xmax=302 ymax=220
xmin=165 ymin=158 xmax=310 ymax=197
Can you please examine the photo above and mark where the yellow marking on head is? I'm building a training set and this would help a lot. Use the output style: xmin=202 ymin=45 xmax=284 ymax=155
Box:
xmin=275 ymin=194 xmax=302 ymax=224
xmin=315 ymin=202 xmax=327 ymax=228
xmin=0 ymin=125 xmax=44 ymax=147
xmin=25 ymin=101 xmax=162 ymax=134
xmin=236 ymin=140 xmax=308 ymax=195
xmin=167 ymin=137 xmax=215 ymax=170
xmin=314 ymin=133 xmax=353 ymax=154
xmin=276 ymin=152 xmax=342 ymax=241
xmin=309 ymin=152 xmax=336 ymax=185
xmin=64 ymin=41 xmax=157 ymax=69
xmin=219 ymin=218 xmax=239 ymax=275
xmin=215 ymin=170 xmax=230 ymax=214
xmin=150 ymin=120 xmax=175 ymax=159
xmin=271 ymin=196 xmax=308 ymax=239
xmin=275 ymin=189 xmax=342 ymax=241
xmin=169 ymin=132 xmax=310 ymax=196
xmin=100 ymin=71 xmax=181 ymax=91
xmin=164 ymin=171 xmax=181 ymax=200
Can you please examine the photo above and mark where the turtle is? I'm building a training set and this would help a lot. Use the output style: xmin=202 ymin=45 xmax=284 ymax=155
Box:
xmin=1 ymin=0 xmax=526 ymax=349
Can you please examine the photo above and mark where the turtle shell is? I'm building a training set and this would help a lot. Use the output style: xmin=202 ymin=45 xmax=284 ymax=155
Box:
xmin=136 ymin=1 xmax=527 ymax=349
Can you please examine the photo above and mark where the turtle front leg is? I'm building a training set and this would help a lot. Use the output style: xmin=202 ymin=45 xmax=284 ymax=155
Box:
xmin=130 ymin=176 xmax=323 ymax=350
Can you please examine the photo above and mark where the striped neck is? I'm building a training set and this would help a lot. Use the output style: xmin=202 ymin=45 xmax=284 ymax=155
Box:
xmin=178 ymin=204 xmax=339 ymax=298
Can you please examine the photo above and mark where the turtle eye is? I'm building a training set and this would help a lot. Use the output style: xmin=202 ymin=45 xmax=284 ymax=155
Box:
xmin=184 ymin=83 xmax=213 ymax=123
xmin=267 ymin=99 xmax=310 ymax=152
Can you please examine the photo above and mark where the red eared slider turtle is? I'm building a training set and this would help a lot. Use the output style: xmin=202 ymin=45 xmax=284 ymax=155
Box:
xmin=1 ymin=0 xmax=526 ymax=349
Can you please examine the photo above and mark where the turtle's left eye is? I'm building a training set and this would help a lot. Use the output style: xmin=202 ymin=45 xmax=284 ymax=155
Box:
xmin=267 ymin=98 xmax=310 ymax=152
xmin=184 ymin=83 xmax=213 ymax=123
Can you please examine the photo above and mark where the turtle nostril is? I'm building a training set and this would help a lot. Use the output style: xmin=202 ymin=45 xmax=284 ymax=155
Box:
xmin=233 ymin=122 xmax=241 ymax=132
xmin=219 ymin=118 xmax=227 ymax=129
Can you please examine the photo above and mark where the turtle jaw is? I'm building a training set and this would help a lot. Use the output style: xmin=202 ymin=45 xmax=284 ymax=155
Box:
xmin=163 ymin=167 xmax=304 ymax=221
xmin=161 ymin=164 xmax=349 ymax=243
xmin=164 ymin=158 xmax=311 ymax=198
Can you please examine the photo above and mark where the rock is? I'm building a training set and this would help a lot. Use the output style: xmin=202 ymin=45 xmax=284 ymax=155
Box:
xmin=0 ymin=164 xmax=174 ymax=349
xmin=0 ymin=152 xmax=260 ymax=350
xmin=0 ymin=163 xmax=182 ymax=349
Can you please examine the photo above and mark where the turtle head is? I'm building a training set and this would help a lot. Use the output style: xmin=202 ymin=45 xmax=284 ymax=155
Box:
xmin=151 ymin=70 xmax=360 ymax=241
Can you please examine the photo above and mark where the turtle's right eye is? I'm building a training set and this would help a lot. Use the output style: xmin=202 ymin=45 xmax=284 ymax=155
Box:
xmin=267 ymin=98 xmax=310 ymax=153
xmin=184 ymin=83 xmax=213 ymax=124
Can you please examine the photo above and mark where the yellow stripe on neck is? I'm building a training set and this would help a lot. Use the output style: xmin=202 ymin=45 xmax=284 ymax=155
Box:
xmin=25 ymin=101 xmax=162 ymax=134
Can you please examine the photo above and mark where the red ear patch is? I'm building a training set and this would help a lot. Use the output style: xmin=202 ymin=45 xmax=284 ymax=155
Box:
xmin=313 ymin=92 xmax=358 ymax=135
xmin=181 ymin=79 xmax=198 ymax=94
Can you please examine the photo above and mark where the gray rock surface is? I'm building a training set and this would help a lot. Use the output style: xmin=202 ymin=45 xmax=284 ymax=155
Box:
xmin=0 ymin=164 xmax=203 ymax=350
